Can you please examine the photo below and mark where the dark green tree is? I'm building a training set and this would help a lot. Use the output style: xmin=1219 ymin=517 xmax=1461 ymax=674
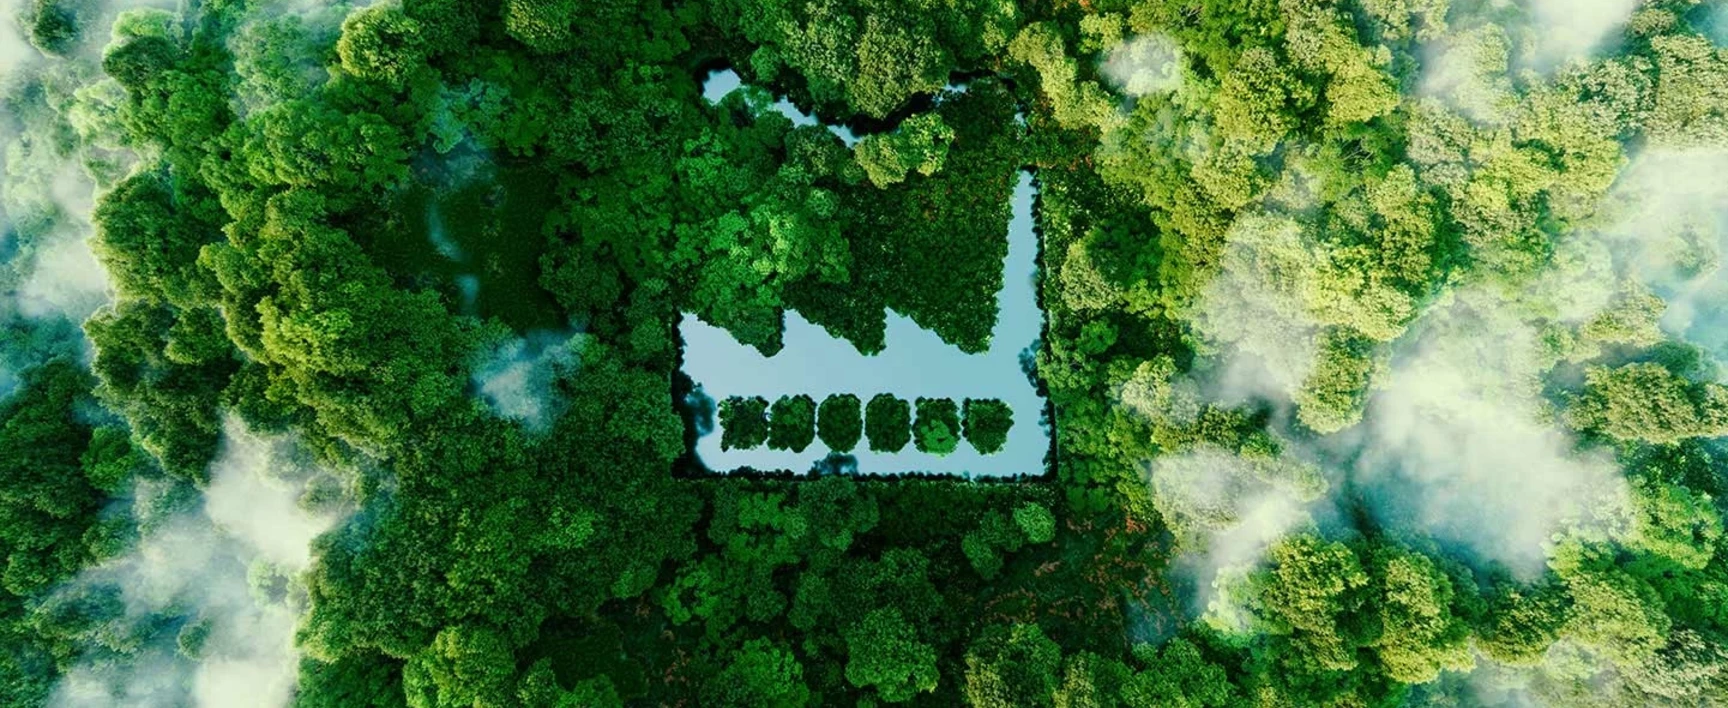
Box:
xmin=703 ymin=638 xmax=811 ymax=707
xmin=964 ymin=623 xmax=1062 ymax=707
xmin=719 ymin=396 xmax=770 ymax=451
xmin=913 ymin=398 xmax=961 ymax=456
xmin=767 ymin=395 xmax=816 ymax=452
xmin=962 ymin=398 xmax=1013 ymax=454
xmin=817 ymin=394 xmax=862 ymax=453
xmin=844 ymin=607 xmax=939 ymax=703
xmin=865 ymin=394 xmax=910 ymax=453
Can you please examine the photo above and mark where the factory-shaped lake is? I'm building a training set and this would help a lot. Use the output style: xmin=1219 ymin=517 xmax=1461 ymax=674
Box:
xmin=680 ymin=162 xmax=1048 ymax=477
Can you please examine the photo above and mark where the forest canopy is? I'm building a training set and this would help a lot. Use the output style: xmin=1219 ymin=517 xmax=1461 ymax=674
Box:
xmin=0 ymin=0 xmax=1726 ymax=706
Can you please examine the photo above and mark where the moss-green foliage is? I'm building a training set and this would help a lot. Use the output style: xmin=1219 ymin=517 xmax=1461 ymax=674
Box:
xmin=766 ymin=394 xmax=816 ymax=452
xmin=0 ymin=361 xmax=138 ymax=706
xmin=1568 ymin=362 xmax=1728 ymax=444
xmin=865 ymin=393 xmax=910 ymax=453
xmin=844 ymin=607 xmax=939 ymax=702
xmin=10 ymin=0 xmax=1728 ymax=705
xmin=853 ymin=113 xmax=955 ymax=187
xmin=962 ymin=398 xmax=1013 ymax=454
xmin=785 ymin=79 xmax=1022 ymax=354
xmin=817 ymin=393 xmax=862 ymax=452
xmin=913 ymin=397 xmax=961 ymax=456
xmin=23 ymin=0 xmax=87 ymax=55
xmin=719 ymin=396 xmax=769 ymax=451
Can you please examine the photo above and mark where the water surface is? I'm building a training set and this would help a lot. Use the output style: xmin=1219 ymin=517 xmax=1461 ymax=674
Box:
xmin=680 ymin=174 xmax=1047 ymax=477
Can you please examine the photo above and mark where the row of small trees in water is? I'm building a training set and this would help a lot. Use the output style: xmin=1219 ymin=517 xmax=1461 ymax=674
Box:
xmin=718 ymin=394 xmax=1013 ymax=456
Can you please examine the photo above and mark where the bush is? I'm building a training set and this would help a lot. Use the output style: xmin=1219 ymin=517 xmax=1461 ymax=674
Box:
xmin=767 ymin=395 xmax=817 ymax=452
xmin=913 ymin=398 xmax=960 ymax=456
xmin=817 ymin=394 xmax=863 ymax=452
xmin=25 ymin=0 xmax=86 ymax=56
xmin=962 ymin=399 xmax=1013 ymax=454
xmin=718 ymin=396 xmax=769 ymax=450
xmin=1013 ymin=502 xmax=1056 ymax=544
xmin=865 ymin=394 xmax=910 ymax=453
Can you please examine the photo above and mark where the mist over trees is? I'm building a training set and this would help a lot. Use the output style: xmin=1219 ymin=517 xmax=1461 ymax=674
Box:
xmin=0 ymin=0 xmax=1724 ymax=706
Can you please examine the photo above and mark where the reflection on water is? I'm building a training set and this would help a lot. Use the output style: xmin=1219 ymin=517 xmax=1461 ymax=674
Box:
xmin=680 ymin=172 xmax=1047 ymax=477
xmin=702 ymin=69 xmax=859 ymax=146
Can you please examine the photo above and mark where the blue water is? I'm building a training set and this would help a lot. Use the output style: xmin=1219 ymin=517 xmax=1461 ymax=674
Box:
xmin=680 ymin=166 xmax=1048 ymax=477
xmin=701 ymin=69 xmax=858 ymax=146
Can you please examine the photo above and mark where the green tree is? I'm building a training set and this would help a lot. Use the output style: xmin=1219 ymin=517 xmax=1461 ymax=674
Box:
xmin=1013 ymin=502 xmax=1056 ymax=544
xmin=1568 ymin=363 xmax=1728 ymax=444
xmin=704 ymin=638 xmax=810 ymax=707
xmin=962 ymin=399 xmax=1013 ymax=454
xmin=854 ymin=113 xmax=955 ymax=187
xmin=768 ymin=395 xmax=816 ymax=452
xmin=294 ymin=654 xmax=408 ymax=708
xmin=851 ymin=13 xmax=951 ymax=118
xmin=24 ymin=0 xmax=87 ymax=55
xmin=1295 ymin=330 xmax=1377 ymax=434
xmin=1476 ymin=581 xmax=1571 ymax=666
xmin=844 ymin=607 xmax=939 ymax=703
xmin=1242 ymin=535 xmax=1371 ymax=672
xmin=0 ymin=361 xmax=107 ymax=598
xmin=866 ymin=394 xmax=910 ymax=452
xmin=1120 ymin=638 xmax=1237 ymax=708
xmin=1365 ymin=545 xmax=1473 ymax=683
xmin=402 ymin=624 xmax=518 ymax=708
xmin=1626 ymin=477 xmax=1722 ymax=570
xmin=1213 ymin=47 xmax=1309 ymax=153
xmin=720 ymin=396 xmax=770 ymax=451
xmin=964 ymin=623 xmax=1062 ymax=707
xmin=816 ymin=394 xmax=862 ymax=452
xmin=913 ymin=398 xmax=961 ymax=456
xmin=337 ymin=4 xmax=428 ymax=84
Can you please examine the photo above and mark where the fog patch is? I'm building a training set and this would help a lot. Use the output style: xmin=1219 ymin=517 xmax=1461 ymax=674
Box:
xmin=426 ymin=201 xmax=463 ymax=262
xmin=1591 ymin=149 xmax=1728 ymax=362
xmin=1418 ymin=24 xmax=1515 ymax=124
xmin=454 ymin=273 xmax=479 ymax=315
xmin=20 ymin=234 xmax=111 ymax=321
xmin=1187 ymin=214 xmax=1325 ymax=405
xmin=1101 ymin=34 xmax=1182 ymax=97
xmin=1 ymin=120 xmax=114 ymax=325
xmin=0 ymin=0 xmax=39 ymax=76
xmin=1518 ymin=0 xmax=1639 ymax=67
xmin=473 ymin=331 xmax=583 ymax=431
xmin=49 ymin=418 xmax=343 ymax=708
xmin=228 ymin=0 xmax=352 ymax=115
xmin=1150 ymin=445 xmax=1327 ymax=624
xmin=1351 ymin=291 xmax=1631 ymax=578
xmin=1417 ymin=0 xmax=1639 ymax=121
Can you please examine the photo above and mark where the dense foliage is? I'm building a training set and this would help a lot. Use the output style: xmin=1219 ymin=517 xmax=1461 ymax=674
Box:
xmin=962 ymin=398 xmax=1014 ymax=454
xmin=1 ymin=0 xmax=1727 ymax=706
xmin=767 ymin=394 xmax=817 ymax=452
xmin=913 ymin=397 xmax=962 ymax=456
xmin=816 ymin=393 xmax=862 ymax=452
xmin=719 ymin=395 xmax=770 ymax=451
xmin=865 ymin=393 xmax=912 ymax=453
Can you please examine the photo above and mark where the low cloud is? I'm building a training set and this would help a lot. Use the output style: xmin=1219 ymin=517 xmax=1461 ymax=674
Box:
xmin=1102 ymin=34 xmax=1182 ymax=97
xmin=50 ymin=418 xmax=342 ymax=708
xmin=1186 ymin=215 xmax=1325 ymax=404
xmin=1 ymin=103 xmax=114 ymax=327
xmin=1519 ymin=0 xmax=1640 ymax=67
xmin=1592 ymin=149 xmax=1728 ymax=362
xmin=1350 ymin=291 xmax=1631 ymax=577
xmin=1149 ymin=444 xmax=1329 ymax=622
xmin=19 ymin=234 xmax=112 ymax=322
xmin=0 ymin=0 xmax=37 ymax=77
xmin=1419 ymin=24 xmax=1515 ymax=124
xmin=473 ymin=331 xmax=583 ymax=431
